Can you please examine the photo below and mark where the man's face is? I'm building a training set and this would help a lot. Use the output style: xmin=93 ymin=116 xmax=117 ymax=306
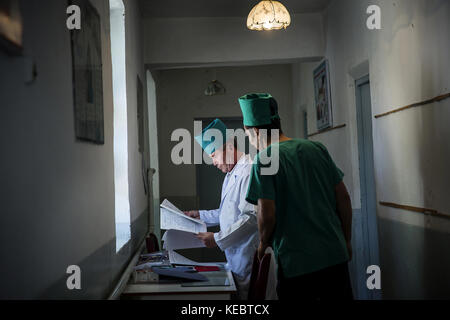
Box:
xmin=210 ymin=143 xmax=236 ymax=173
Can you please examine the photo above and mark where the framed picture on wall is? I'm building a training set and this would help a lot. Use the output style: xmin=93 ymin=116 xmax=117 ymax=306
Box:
xmin=0 ymin=0 xmax=23 ymax=55
xmin=313 ymin=60 xmax=333 ymax=131
xmin=70 ymin=0 xmax=104 ymax=144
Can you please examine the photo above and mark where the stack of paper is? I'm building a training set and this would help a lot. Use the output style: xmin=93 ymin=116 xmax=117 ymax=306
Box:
xmin=160 ymin=199 xmax=219 ymax=266
xmin=160 ymin=199 xmax=207 ymax=251
xmin=162 ymin=229 xmax=205 ymax=251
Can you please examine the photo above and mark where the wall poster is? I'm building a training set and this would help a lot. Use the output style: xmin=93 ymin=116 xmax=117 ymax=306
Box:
xmin=70 ymin=0 xmax=104 ymax=144
xmin=313 ymin=60 xmax=333 ymax=131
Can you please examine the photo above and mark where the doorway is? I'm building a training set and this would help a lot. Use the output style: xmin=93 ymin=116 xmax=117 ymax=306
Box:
xmin=355 ymin=75 xmax=381 ymax=299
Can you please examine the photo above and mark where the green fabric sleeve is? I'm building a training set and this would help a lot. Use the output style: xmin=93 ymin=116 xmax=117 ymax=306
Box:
xmin=246 ymin=159 xmax=276 ymax=205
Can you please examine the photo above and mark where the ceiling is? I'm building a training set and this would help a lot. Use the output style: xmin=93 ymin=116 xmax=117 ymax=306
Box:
xmin=140 ymin=0 xmax=332 ymax=18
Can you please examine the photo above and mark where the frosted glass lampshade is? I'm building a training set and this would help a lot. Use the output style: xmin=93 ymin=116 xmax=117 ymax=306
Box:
xmin=247 ymin=1 xmax=291 ymax=31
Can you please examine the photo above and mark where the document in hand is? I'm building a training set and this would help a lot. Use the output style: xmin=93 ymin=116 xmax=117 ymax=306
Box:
xmin=160 ymin=199 xmax=207 ymax=234
xmin=160 ymin=199 xmax=207 ymax=251
xmin=162 ymin=229 xmax=205 ymax=250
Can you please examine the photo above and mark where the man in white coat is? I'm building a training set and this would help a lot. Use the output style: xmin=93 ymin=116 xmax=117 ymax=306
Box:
xmin=184 ymin=118 xmax=259 ymax=300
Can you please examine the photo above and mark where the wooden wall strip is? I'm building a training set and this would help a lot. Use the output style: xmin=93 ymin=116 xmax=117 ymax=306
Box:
xmin=374 ymin=92 xmax=450 ymax=119
xmin=379 ymin=201 xmax=450 ymax=220
xmin=308 ymin=124 xmax=346 ymax=138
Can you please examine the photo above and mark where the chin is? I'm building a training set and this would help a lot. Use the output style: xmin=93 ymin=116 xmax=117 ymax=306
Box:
xmin=218 ymin=166 xmax=229 ymax=173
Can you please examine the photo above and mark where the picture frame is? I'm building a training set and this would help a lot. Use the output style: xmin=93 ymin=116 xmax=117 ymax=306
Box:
xmin=313 ymin=60 xmax=333 ymax=131
xmin=0 ymin=0 xmax=23 ymax=55
xmin=70 ymin=0 xmax=105 ymax=144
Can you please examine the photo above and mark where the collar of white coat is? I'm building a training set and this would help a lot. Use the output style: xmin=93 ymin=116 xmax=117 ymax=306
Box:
xmin=226 ymin=154 xmax=252 ymax=178
xmin=221 ymin=154 xmax=251 ymax=200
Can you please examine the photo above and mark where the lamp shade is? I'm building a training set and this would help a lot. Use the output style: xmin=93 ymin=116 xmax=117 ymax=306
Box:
xmin=204 ymin=80 xmax=226 ymax=96
xmin=247 ymin=1 xmax=291 ymax=31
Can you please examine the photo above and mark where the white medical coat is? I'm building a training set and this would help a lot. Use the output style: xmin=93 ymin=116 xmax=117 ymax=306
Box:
xmin=199 ymin=155 xmax=259 ymax=299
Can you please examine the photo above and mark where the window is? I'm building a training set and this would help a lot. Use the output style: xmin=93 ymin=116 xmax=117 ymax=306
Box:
xmin=110 ymin=0 xmax=130 ymax=251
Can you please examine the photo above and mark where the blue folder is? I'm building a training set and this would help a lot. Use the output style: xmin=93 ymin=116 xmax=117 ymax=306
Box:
xmin=152 ymin=266 xmax=208 ymax=281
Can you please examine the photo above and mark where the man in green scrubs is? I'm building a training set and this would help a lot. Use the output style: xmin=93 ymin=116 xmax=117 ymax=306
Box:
xmin=239 ymin=93 xmax=353 ymax=300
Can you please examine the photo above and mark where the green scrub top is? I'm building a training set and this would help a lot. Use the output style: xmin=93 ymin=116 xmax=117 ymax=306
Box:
xmin=246 ymin=139 xmax=349 ymax=278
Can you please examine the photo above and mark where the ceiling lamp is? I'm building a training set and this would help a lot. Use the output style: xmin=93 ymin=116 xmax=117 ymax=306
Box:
xmin=204 ymin=80 xmax=226 ymax=96
xmin=247 ymin=1 xmax=291 ymax=31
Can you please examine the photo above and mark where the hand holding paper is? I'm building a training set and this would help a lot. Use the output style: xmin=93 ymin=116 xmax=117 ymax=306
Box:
xmin=183 ymin=210 xmax=200 ymax=219
xmin=196 ymin=232 xmax=217 ymax=248
xmin=160 ymin=199 xmax=206 ymax=234
xmin=162 ymin=229 xmax=205 ymax=250
xmin=160 ymin=199 xmax=207 ymax=252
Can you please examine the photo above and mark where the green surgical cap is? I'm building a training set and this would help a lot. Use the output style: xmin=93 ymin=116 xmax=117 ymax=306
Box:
xmin=238 ymin=93 xmax=280 ymax=127
xmin=194 ymin=118 xmax=228 ymax=155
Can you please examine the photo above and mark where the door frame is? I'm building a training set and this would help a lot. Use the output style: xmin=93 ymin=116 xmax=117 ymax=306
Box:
xmin=355 ymin=75 xmax=382 ymax=300
xmin=146 ymin=70 xmax=161 ymax=242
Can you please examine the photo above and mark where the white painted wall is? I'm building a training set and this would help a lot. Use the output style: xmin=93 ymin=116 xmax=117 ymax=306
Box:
xmin=144 ymin=14 xmax=324 ymax=65
xmin=315 ymin=0 xmax=450 ymax=298
xmin=155 ymin=64 xmax=293 ymax=202
xmin=0 ymin=0 xmax=147 ymax=298
xmin=292 ymin=61 xmax=359 ymax=206
xmin=291 ymin=61 xmax=319 ymax=139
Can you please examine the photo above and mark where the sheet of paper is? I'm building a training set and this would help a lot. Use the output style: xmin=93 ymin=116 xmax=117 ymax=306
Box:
xmin=168 ymin=250 xmax=223 ymax=267
xmin=160 ymin=199 xmax=206 ymax=234
xmin=161 ymin=199 xmax=204 ymax=225
xmin=162 ymin=229 xmax=205 ymax=250
xmin=161 ymin=199 xmax=185 ymax=215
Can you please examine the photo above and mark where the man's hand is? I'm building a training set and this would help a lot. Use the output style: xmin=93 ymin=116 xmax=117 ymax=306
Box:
xmin=196 ymin=232 xmax=217 ymax=248
xmin=257 ymin=242 xmax=269 ymax=261
xmin=183 ymin=210 xmax=200 ymax=219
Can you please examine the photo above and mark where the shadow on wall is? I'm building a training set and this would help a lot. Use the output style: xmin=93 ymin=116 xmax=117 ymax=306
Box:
xmin=419 ymin=61 xmax=450 ymax=298
xmin=373 ymin=0 xmax=450 ymax=299
xmin=38 ymin=210 xmax=148 ymax=299
xmin=378 ymin=51 xmax=450 ymax=299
